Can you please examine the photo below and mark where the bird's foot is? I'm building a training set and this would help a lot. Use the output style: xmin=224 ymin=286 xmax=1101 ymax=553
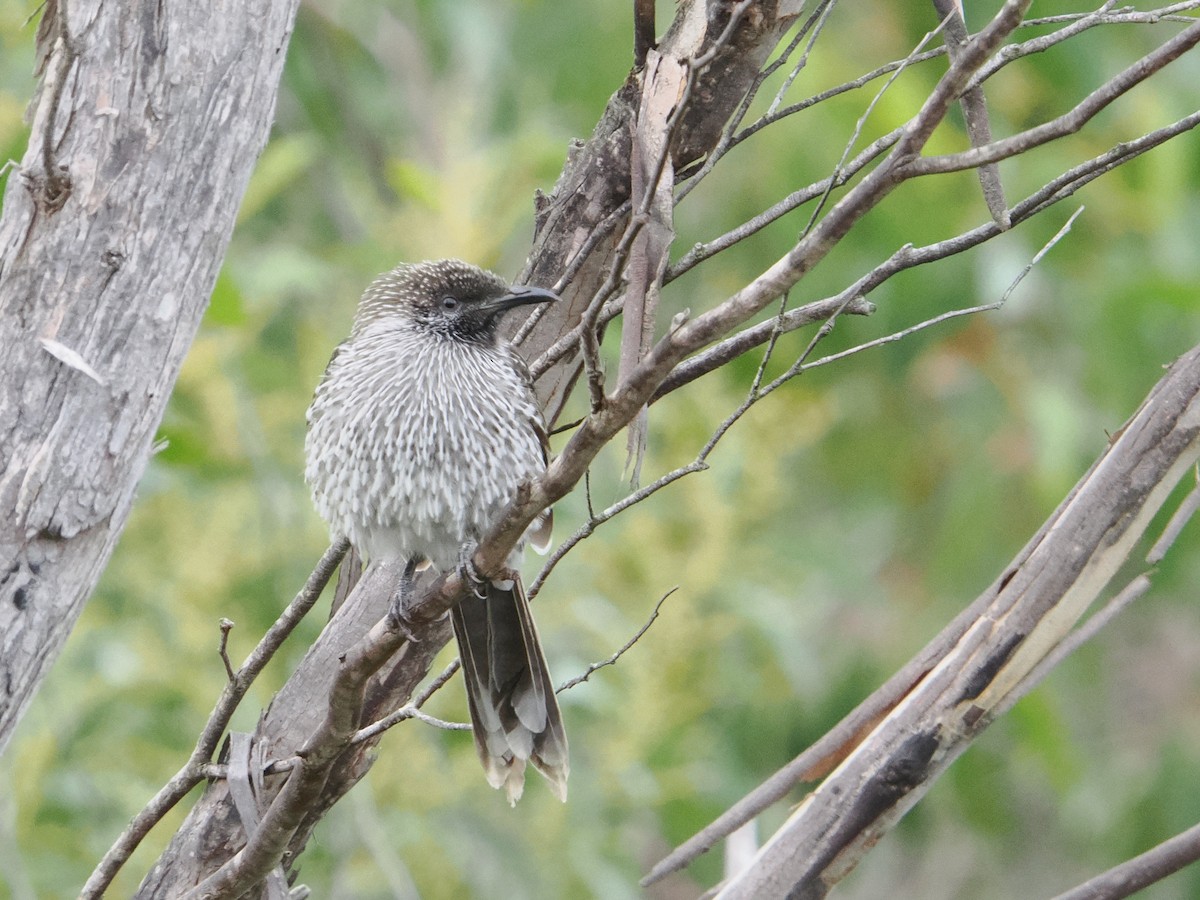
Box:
xmin=386 ymin=559 xmax=422 ymax=642
xmin=457 ymin=545 xmax=489 ymax=599
xmin=386 ymin=588 xmax=422 ymax=643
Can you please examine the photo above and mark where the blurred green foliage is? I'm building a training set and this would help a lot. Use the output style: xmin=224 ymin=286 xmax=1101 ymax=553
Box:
xmin=3 ymin=1 xmax=1200 ymax=898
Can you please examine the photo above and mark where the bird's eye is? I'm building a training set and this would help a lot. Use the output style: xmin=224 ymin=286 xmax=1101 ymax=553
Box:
xmin=440 ymin=296 xmax=459 ymax=311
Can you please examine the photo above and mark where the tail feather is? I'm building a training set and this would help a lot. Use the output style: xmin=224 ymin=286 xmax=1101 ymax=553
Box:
xmin=451 ymin=575 xmax=569 ymax=805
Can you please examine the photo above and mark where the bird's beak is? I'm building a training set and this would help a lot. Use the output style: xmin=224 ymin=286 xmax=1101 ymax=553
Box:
xmin=482 ymin=285 xmax=560 ymax=314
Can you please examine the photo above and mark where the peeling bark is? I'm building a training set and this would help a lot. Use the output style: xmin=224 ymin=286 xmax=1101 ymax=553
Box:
xmin=0 ymin=0 xmax=301 ymax=755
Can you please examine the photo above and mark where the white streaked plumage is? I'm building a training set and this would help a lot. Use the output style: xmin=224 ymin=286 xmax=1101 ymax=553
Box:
xmin=306 ymin=317 xmax=545 ymax=570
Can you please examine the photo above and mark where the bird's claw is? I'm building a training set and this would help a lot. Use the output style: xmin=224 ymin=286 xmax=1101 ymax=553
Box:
xmin=387 ymin=585 xmax=421 ymax=643
xmin=457 ymin=546 xmax=488 ymax=599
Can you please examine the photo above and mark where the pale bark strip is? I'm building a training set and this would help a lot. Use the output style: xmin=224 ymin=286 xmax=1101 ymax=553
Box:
xmin=515 ymin=0 xmax=807 ymax=423
xmin=0 ymin=0 xmax=301 ymax=756
xmin=932 ymin=0 xmax=1010 ymax=227
xmin=622 ymin=48 xmax=683 ymax=484
xmin=714 ymin=344 xmax=1200 ymax=899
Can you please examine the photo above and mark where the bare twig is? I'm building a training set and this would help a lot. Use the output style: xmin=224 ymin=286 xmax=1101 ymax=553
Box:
xmin=558 ymin=588 xmax=676 ymax=691
xmin=905 ymin=20 xmax=1200 ymax=176
xmin=1147 ymin=471 xmax=1200 ymax=564
xmin=802 ymin=12 xmax=951 ymax=241
xmin=350 ymin=658 xmax=470 ymax=744
xmin=763 ymin=206 xmax=1082 ymax=411
xmin=514 ymin=199 xmax=633 ymax=349
xmin=763 ymin=1 xmax=838 ymax=118
xmin=218 ymin=618 xmax=236 ymax=683
xmin=182 ymin=584 xmax=413 ymax=899
xmin=730 ymin=0 xmax=1200 ymax=149
xmin=1052 ymin=820 xmax=1200 ymax=900
xmin=1027 ymin=0 xmax=1200 ymax=26
xmin=660 ymin=98 xmax=1198 ymax=401
xmin=81 ymin=540 xmax=347 ymax=899
xmin=411 ymin=657 xmax=463 ymax=709
xmin=667 ymin=129 xmax=902 ymax=282
xmin=675 ymin=0 xmax=837 ymax=202
xmin=352 ymin=706 xmax=472 ymax=743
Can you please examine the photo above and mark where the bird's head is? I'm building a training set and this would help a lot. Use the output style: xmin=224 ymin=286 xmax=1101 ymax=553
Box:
xmin=354 ymin=259 xmax=558 ymax=344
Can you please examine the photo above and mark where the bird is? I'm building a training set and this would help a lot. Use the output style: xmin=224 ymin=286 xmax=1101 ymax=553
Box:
xmin=304 ymin=258 xmax=568 ymax=804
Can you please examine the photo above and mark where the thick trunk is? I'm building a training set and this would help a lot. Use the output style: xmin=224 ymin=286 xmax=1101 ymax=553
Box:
xmin=0 ymin=0 xmax=301 ymax=753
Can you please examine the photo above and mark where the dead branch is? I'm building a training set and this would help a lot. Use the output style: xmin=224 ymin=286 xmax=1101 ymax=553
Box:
xmin=707 ymin=344 xmax=1200 ymax=898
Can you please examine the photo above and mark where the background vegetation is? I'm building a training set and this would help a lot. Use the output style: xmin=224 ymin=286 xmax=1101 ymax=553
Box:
xmin=2 ymin=1 xmax=1199 ymax=897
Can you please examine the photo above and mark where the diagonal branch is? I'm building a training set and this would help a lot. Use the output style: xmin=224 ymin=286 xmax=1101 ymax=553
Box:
xmin=905 ymin=19 xmax=1200 ymax=176
xmin=710 ymin=343 xmax=1200 ymax=898
xmin=654 ymin=108 xmax=1199 ymax=400
xmin=80 ymin=540 xmax=346 ymax=899
xmin=1052 ymin=820 xmax=1200 ymax=900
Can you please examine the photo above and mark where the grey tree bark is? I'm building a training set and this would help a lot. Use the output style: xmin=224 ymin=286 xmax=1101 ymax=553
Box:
xmin=0 ymin=0 xmax=301 ymax=755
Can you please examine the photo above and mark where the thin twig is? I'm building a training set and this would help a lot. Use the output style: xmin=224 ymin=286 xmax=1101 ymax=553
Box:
xmin=412 ymin=657 xmax=463 ymax=709
xmin=801 ymin=13 xmax=950 ymax=240
xmin=218 ymin=618 xmax=236 ymax=683
xmin=182 ymin=580 xmax=415 ymax=899
xmin=764 ymin=1 xmax=839 ymax=117
xmin=81 ymin=540 xmax=348 ymax=900
xmin=675 ymin=0 xmax=837 ymax=203
xmin=1147 ymin=471 xmax=1200 ymax=564
xmin=905 ymin=20 xmax=1200 ymax=176
xmin=729 ymin=0 xmax=1200 ymax=149
xmin=760 ymin=206 xmax=1083 ymax=398
xmin=667 ymin=129 xmax=903 ymax=282
xmin=662 ymin=109 xmax=1190 ymax=402
xmin=513 ymin=200 xmax=633 ymax=349
xmin=352 ymin=706 xmax=472 ymax=744
xmin=1052 ymin=820 xmax=1200 ymax=900
xmin=527 ymin=461 xmax=707 ymax=600
xmin=558 ymin=588 xmax=676 ymax=691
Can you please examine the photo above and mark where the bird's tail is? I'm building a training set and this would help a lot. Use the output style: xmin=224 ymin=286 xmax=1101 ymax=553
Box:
xmin=451 ymin=575 xmax=569 ymax=805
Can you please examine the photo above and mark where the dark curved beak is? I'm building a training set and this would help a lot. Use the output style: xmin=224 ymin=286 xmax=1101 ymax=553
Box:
xmin=482 ymin=285 xmax=560 ymax=315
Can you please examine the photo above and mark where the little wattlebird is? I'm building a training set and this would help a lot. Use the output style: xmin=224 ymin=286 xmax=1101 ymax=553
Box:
xmin=304 ymin=258 xmax=568 ymax=804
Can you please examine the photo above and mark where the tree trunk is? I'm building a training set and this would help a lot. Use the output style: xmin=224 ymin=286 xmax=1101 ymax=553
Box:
xmin=0 ymin=0 xmax=300 ymax=754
